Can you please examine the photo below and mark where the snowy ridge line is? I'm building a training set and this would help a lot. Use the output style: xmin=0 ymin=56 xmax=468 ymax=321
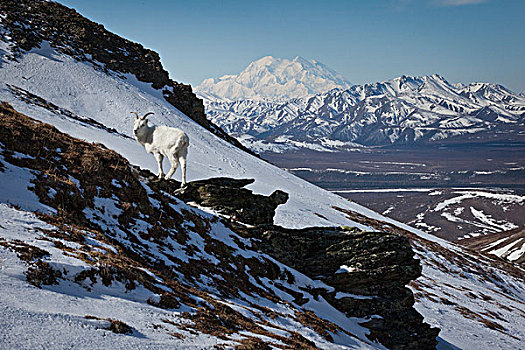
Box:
xmin=461 ymin=226 xmax=525 ymax=265
xmin=203 ymin=72 xmax=525 ymax=152
xmin=489 ymin=238 xmax=524 ymax=261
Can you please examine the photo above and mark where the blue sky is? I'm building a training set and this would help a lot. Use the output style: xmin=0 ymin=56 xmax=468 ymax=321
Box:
xmin=60 ymin=0 xmax=525 ymax=92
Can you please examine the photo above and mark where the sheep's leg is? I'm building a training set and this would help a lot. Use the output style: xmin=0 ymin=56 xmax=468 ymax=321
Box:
xmin=154 ymin=152 xmax=164 ymax=179
xmin=177 ymin=144 xmax=188 ymax=187
xmin=179 ymin=155 xmax=187 ymax=187
xmin=164 ymin=154 xmax=179 ymax=180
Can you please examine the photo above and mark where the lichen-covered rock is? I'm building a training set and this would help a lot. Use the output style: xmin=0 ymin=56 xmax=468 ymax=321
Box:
xmin=159 ymin=174 xmax=439 ymax=349
xmin=232 ymin=224 xmax=440 ymax=349
xmin=173 ymin=177 xmax=288 ymax=225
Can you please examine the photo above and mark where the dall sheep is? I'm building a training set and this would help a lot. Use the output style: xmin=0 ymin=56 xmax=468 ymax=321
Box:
xmin=132 ymin=112 xmax=189 ymax=187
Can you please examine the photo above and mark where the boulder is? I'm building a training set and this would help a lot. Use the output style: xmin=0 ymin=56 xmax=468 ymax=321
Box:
xmin=173 ymin=177 xmax=288 ymax=226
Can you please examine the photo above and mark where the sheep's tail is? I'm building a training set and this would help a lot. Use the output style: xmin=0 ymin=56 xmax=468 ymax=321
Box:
xmin=174 ymin=133 xmax=189 ymax=155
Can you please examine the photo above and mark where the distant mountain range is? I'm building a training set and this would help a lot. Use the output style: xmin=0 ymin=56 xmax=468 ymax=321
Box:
xmin=200 ymin=69 xmax=525 ymax=152
xmin=195 ymin=55 xmax=352 ymax=102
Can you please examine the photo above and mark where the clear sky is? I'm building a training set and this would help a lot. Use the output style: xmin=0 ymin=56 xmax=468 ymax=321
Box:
xmin=59 ymin=0 xmax=525 ymax=93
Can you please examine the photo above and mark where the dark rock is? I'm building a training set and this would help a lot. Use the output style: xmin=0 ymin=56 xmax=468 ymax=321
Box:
xmin=173 ymin=177 xmax=288 ymax=225
xmin=157 ymin=174 xmax=438 ymax=348
xmin=235 ymin=225 xmax=439 ymax=349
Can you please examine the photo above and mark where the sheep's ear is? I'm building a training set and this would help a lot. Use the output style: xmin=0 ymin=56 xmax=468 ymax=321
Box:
xmin=142 ymin=112 xmax=154 ymax=120
xmin=130 ymin=112 xmax=139 ymax=119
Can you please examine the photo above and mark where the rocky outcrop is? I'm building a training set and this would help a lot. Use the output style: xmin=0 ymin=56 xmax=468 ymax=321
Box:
xmin=172 ymin=178 xmax=440 ymax=349
xmin=0 ymin=0 xmax=256 ymax=156
xmin=0 ymin=103 xmax=342 ymax=349
xmin=248 ymin=226 xmax=438 ymax=349
xmin=172 ymin=178 xmax=288 ymax=225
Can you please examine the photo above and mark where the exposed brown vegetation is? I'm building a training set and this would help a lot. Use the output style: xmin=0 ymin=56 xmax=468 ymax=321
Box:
xmin=454 ymin=306 xmax=507 ymax=333
xmin=85 ymin=315 xmax=133 ymax=335
xmin=177 ymin=302 xmax=322 ymax=349
xmin=0 ymin=239 xmax=49 ymax=262
xmin=0 ymin=239 xmax=62 ymax=288
xmin=25 ymin=260 xmax=62 ymax=288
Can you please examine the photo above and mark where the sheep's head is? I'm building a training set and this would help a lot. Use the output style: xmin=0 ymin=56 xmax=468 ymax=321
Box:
xmin=131 ymin=112 xmax=154 ymax=135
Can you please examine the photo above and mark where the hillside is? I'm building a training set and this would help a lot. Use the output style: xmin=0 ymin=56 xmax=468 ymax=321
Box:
xmin=0 ymin=0 xmax=255 ymax=156
xmin=2 ymin=101 xmax=433 ymax=349
xmin=460 ymin=226 xmax=525 ymax=266
xmin=2 ymin=103 xmax=524 ymax=349
xmin=1 ymin=1 xmax=524 ymax=349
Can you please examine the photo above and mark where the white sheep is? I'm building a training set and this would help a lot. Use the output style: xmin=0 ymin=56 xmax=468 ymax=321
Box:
xmin=132 ymin=112 xmax=189 ymax=186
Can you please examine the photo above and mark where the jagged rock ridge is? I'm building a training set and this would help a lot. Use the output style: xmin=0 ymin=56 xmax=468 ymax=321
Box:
xmin=235 ymin=224 xmax=439 ymax=349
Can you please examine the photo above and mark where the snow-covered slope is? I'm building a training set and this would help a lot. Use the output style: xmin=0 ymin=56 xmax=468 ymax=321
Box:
xmin=1 ymin=3 xmax=524 ymax=349
xmin=0 ymin=108 xmax=381 ymax=349
xmin=195 ymin=56 xmax=352 ymax=102
xmin=203 ymin=74 xmax=525 ymax=152
xmin=461 ymin=226 xmax=525 ymax=266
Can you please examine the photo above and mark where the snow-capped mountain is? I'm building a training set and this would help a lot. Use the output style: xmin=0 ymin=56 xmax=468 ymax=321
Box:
xmin=1 ymin=1 xmax=524 ymax=349
xmin=203 ymin=74 xmax=525 ymax=152
xmin=195 ymin=56 xmax=352 ymax=102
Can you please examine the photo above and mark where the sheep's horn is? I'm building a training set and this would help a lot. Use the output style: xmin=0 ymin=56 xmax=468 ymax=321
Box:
xmin=130 ymin=112 xmax=139 ymax=118
xmin=142 ymin=112 xmax=154 ymax=119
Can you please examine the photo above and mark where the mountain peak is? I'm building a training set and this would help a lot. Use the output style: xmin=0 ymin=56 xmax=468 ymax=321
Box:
xmin=252 ymin=55 xmax=278 ymax=65
xmin=196 ymin=56 xmax=352 ymax=102
xmin=429 ymin=73 xmax=446 ymax=80
xmin=292 ymin=55 xmax=311 ymax=64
